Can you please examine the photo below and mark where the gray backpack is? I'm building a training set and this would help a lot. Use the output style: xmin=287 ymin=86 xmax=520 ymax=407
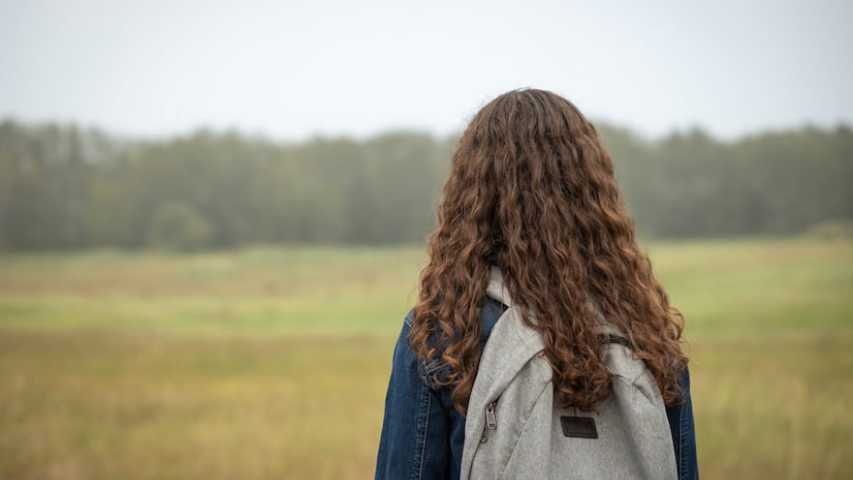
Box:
xmin=459 ymin=267 xmax=677 ymax=480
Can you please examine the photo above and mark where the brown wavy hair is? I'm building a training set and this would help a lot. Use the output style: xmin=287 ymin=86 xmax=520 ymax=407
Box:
xmin=410 ymin=88 xmax=687 ymax=413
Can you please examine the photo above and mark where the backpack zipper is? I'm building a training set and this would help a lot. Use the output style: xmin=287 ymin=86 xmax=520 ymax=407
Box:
xmin=480 ymin=400 xmax=498 ymax=443
xmin=486 ymin=401 xmax=498 ymax=429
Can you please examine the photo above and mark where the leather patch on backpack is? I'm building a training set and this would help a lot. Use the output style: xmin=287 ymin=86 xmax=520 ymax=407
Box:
xmin=560 ymin=416 xmax=598 ymax=439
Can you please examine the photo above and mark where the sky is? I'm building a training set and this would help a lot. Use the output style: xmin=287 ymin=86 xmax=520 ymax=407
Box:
xmin=1 ymin=0 xmax=851 ymax=141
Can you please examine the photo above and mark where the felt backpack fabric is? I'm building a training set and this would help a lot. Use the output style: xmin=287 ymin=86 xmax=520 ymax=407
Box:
xmin=459 ymin=266 xmax=677 ymax=480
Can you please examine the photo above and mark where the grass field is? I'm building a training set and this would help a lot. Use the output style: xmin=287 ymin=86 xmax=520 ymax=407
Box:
xmin=1 ymin=238 xmax=852 ymax=479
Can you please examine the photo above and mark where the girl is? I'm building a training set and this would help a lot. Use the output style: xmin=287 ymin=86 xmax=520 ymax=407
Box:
xmin=375 ymin=89 xmax=697 ymax=479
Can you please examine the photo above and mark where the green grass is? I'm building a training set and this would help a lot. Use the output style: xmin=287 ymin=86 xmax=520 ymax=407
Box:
xmin=1 ymin=238 xmax=852 ymax=479
xmin=0 ymin=245 xmax=424 ymax=336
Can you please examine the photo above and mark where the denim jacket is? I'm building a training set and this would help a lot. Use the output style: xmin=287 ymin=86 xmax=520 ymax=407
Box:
xmin=375 ymin=298 xmax=699 ymax=480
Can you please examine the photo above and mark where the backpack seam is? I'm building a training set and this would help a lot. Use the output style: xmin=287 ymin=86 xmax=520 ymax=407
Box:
xmin=496 ymin=364 xmax=552 ymax=480
xmin=505 ymin=305 xmax=542 ymax=348
xmin=608 ymin=343 xmax=646 ymax=384
xmin=629 ymin=370 xmax=658 ymax=405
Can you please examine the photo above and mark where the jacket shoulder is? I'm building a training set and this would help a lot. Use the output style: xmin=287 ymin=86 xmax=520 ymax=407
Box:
xmin=413 ymin=298 xmax=508 ymax=390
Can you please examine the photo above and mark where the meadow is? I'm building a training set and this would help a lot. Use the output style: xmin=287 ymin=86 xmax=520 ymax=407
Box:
xmin=0 ymin=238 xmax=851 ymax=479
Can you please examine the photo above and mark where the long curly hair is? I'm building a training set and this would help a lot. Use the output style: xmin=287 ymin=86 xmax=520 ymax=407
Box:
xmin=410 ymin=88 xmax=687 ymax=413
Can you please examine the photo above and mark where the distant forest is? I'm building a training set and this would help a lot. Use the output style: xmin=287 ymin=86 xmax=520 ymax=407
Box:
xmin=1 ymin=119 xmax=851 ymax=250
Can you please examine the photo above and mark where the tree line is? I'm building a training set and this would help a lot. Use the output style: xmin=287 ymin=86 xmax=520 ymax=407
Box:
xmin=0 ymin=118 xmax=850 ymax=250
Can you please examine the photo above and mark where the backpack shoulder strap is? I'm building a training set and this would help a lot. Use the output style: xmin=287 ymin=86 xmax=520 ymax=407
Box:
xmin=598 ymin=333 xmax=633 ymax=349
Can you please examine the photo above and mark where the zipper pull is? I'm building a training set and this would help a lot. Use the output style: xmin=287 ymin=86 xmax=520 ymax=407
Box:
xmin=485 ymin=401 xmax=497 ymax=430
xmin=480 ymin=401 xmax=498 ymax=444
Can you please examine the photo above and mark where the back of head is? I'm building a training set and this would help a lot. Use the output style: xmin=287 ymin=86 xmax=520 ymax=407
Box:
xmin=411 ymin=88 xmax=687 ymax=413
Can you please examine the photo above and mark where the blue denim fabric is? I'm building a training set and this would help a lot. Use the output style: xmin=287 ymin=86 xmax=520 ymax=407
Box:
xmin=375 ymin=300 xmax=699 ymax=479
xmin=667 ymin=366 xmax=699 ymax=480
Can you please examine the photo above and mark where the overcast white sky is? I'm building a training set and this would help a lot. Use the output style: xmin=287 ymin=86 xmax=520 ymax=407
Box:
xmin=1 ymin=0 xmax=851 ymax=141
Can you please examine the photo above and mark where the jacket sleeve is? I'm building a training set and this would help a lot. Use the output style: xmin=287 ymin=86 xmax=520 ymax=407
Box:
xmin=375 ymin=312 xmax=452 ymax=480
xmin=666 ymin=366 xmax=699 ymax=480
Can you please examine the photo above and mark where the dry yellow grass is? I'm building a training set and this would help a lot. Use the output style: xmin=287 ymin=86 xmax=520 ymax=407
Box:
xmin=1 ymin=329 xmax=851 ymax=479
xmin=0 ymin=238 xmax=851 ymax=479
